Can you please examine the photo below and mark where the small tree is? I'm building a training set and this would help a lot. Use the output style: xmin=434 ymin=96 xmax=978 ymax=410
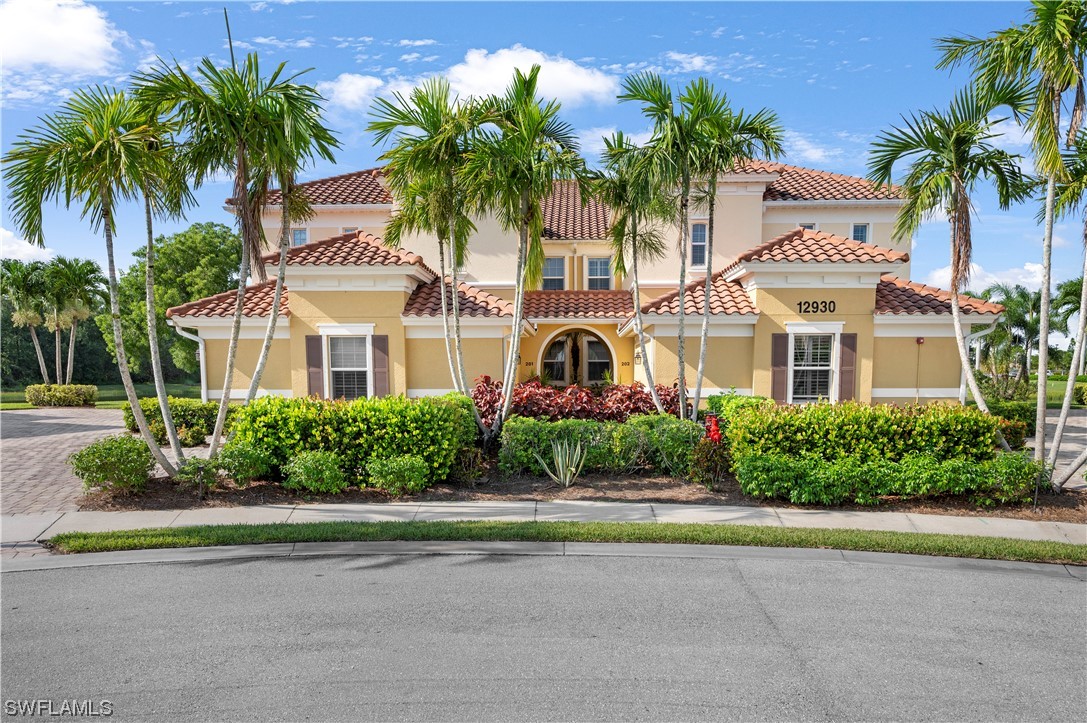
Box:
xmin=1 ymin=259 xmax=51 ymax=384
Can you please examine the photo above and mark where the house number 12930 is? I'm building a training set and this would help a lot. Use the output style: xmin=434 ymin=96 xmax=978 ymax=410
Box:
xmin=796 ymin=300 xmax=836 ymax=313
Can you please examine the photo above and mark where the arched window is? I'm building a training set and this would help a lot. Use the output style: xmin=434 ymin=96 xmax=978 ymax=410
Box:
xmin=586 ymin=339 xmax=611 ymax=383
xmin=543 ymin=337 xmax=567 ymax=384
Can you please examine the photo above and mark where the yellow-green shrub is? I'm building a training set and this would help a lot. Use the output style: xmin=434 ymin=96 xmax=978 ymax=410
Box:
xmin=25 ymin=384 xmax=98 ymax=407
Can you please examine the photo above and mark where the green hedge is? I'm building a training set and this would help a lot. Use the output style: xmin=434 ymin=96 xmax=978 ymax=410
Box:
xmin=705 ymin=392 xmax=774 ymax=419
xmin=228 ymin=393 xmax=475 ymax=486
xmin=726 ymin=402 xmax=1000 ymax=465
xmin=25 ymin=384 xmax=97 ymax=407
xmin=985 ymin=400 xmax=1037 ymax=437
xmin=735 ymin=452 xmax=1042 ymax=507
xmin=1075 ymin=383 xmax=1087 ymax=406
xmin=499 ymin=414 xmax=702 ymax=478
xmin=123 ymin=397 xmax=230 ymax=445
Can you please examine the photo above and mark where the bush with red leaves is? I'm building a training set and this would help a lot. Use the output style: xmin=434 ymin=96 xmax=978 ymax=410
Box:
xmin=472 ymin=376 xmax=682 ymax=426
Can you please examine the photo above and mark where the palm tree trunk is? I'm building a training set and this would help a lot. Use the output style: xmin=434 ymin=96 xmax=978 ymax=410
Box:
xmin=209 ymin=244 xmax=250 ymax=457
xmin=1053 ymin=448 xmax=1087 ymax=490
xmin=28 ymin=326 xmax=50 ymax=384
xmin=54 ymin=322 xmax=62 ymax=386
xmin=435 ymin=236 xmax=460 ymax=394
xmin=630 ymin=218 xmax=665 ymax=413
xmin=144 ymin=194 xmax=185 ymax=462
xmin=489 ymin=193 xmax=530 ymax=441
xmin=676 ymin=171 xmax=691 ymax=420
xmin=1047 ymin=250 xmax=1087 ymax=477
xmin=66 ymin=320 xmax=77 ymax=384
xmin=692 ymin=178 xmax=716 ymax=413
xmin=445 ymin=220 xmax=487 ymax=433
xmin=246 ymin=199 xmax=289 ymax=403
xmin=1034 ymin=174 xmax=1056 ymax=463
xmin=103 ymin=206 xmax=176 ymax=475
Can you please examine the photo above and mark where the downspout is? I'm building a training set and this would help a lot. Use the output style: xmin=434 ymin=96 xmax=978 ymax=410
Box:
xmin=959 ymin=320 xmax=998 ymax=404
xmin=169 ymin=320 xmax=208 ymax=403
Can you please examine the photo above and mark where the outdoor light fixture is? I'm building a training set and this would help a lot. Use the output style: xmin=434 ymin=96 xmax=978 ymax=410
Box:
xmin=634 ymin=351 xmax=643 ymax=365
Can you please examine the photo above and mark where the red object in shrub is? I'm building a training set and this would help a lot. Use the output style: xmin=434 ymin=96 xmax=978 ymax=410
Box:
xmin=705 ymin=414 xmax=722 ymax=444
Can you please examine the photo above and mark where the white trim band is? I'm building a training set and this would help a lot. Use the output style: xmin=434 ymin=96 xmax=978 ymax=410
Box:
xmin=872 ymin=388 xmax=961 ymax=398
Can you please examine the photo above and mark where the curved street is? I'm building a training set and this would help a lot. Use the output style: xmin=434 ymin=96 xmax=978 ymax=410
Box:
xmin=2 ymin=552 xmax=1084 ymax=722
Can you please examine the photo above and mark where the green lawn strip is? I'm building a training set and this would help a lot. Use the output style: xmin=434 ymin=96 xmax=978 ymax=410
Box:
xmin=47 ymin=520 xmax=1087 ymax=565
xmin=0 ymin=403 xmax=35 ymax=410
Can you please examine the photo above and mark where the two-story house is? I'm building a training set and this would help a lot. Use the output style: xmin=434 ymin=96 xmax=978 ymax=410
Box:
xmin=166 ymin=161 xmax=1002 ymax=406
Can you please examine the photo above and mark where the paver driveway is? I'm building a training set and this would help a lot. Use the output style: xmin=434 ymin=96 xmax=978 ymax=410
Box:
xmin=0 ymin=408 xmax=126 ymax=514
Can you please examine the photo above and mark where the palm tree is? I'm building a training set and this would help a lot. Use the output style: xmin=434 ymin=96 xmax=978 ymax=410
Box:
xmin=619 ymin=73 xmax=732 ymax=419
xmin=595 ymin=132 xmax=672 ymax=412
xmin=134 ymin=53 xmax=328 ymax=456
xmin=42 ymin=258 xmax=73 ymax=384
xmin=867 ymin=83 xmax=1033 ymax=451
xmin=1 ymin=259 xmax=51 ymax=384
xmin=1054 ymin=276 xmax=1084 ymax=340
xmin=937 ymin=0 xmax=1087 ymax=464
xmin=982 ymin=283 xmax=1043 ymax=380
xmin=3 ymin=86 xmax=177 ymax=474
xmin=43 ymin=257 xmax=105 ymax=384
xmin=462 ymin=66 xmax=585 ymax=443
xmin=690 ymin=102 xmax=783 ymax=413
xmin=369 ymin=77 xmax=482 ymax=404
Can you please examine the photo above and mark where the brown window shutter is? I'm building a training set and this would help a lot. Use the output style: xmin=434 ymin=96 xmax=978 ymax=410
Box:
xmin=305 ymin=335 xmax=323 ymax=397
xmin=372 ymin=335 xmax=389 ymax=397
xmin=839 ymin=333 xmax=857 ymax=402
xmin=771 ymin=333 xmax=788 ymax=403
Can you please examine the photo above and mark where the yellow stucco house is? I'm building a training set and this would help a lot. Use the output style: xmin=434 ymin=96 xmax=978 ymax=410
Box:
xmin=166 ymin=162 xmax=1003 ymax=406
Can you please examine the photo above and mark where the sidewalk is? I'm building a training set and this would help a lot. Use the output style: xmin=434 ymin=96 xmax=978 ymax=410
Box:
xmin=2 ymin=500 xmax=1084 ymax=558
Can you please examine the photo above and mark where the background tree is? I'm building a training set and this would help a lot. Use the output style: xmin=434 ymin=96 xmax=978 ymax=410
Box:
xmin=867 ymin=83 xmax=1033 ymax=451
xmin=1 ymin=259 xmax=51 ymax=384
xmin=44 ymin=256 xmax=106 ymax=384
xmin=981 ymin=282 xmax=1043 ymax=380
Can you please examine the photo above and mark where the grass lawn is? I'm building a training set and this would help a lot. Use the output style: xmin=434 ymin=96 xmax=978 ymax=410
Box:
xmin=47 ymin=520 xmax=1087 ymax=565
xmin=0 ymin=383 xmax=201 ymax=411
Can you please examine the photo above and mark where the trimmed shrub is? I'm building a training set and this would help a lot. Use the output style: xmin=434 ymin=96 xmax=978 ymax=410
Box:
xmin=216 ymin=442 xmax=269 ymax=487
xmin=735 ymin=452 xmax=1040 ymax=507
xmin=705 ymin=392 xmax=774 ymax=420
xmin=471 ymin=376 xmax=682 ymax=426
xmin=177 ymin=426 xmax=207 ymax=447
xmin=68 ymin=435 xmax=153 ymax=494
xmin=283 ymin=451 xmax=348 ymax=494
xmin=123 ymin=397 xmax=229 ymax=445
xmin=175 ymin=457 xmax=220 ymax=498
xmin=689 ymin=438 xmax=730 ymax=490
xmin=997 ymin=417 xmax=1028 ymax=450
xmin=1074 ymin=383 xmax=1087 ymax=406
xmin=228 ymin=394 xmax=474 ymax=484
xmin=626 ymin=414 xmax=703 ymax=477
xmin=727 ymin=401 xmax=1001 ymax=466
xmin=985 ymin=400 xmax=1037 ymax=437
xmin=367 ymin=454 xmax=430 ymax=496
xmin=25 ymin=384 xmax=97 ymax=407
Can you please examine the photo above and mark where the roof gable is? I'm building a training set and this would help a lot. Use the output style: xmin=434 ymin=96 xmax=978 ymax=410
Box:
xmin=166 ymin=280 xmax=288 ymax=319
xmin=723 ymin=228 xmax=908 ymax=275
xmin=640 ymin=271 xmax=758 ymax=316
xmin=875 ymin=276 xmax=1004 ymax=316
xmin=264 ymin=231 xmax=435 ymax=275
xmin=269 ymin=168 xmax=391 ymax=206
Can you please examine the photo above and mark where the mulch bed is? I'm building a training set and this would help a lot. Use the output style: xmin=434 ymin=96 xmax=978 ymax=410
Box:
xmin=79 ymin=469 xmax=1087 ymax=525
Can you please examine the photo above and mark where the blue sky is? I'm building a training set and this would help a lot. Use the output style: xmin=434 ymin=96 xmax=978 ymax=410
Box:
xmin=1 ymin=0 xmax=1082 ymax=296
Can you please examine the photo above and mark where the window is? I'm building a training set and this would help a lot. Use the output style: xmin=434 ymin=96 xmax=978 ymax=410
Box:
xmin=542 ymin=257 xmax=565 ymax=290
xmin=851 ymin=223 xmax=869 ymax=243
xmin=587 ymin=257 xmax=612 ymax=290
xmin=329 ymin=336 xmax=369 ymax=400
xmin=342 ymin=226 xmax=358 ymax=235
xmin=586 ymin=339 xmax=611 ymax=383
xmin=291 ymin=228 xmax=308 ymax=246
xmin=791 ymin=334 xmax=833 ymax=403
xmin=798 ymin=223 xmax=817 ymax=231
xmin=543 ymin=338 xmax=567 ymax=383
xmin=691 ymin=223 xmax=707 ymax=267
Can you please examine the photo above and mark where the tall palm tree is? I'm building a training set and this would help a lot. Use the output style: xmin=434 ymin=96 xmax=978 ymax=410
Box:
xmin=369 ymin=77 xmax=482 ymax=404
xmin=42 ymin=258 xmax=74 ymax=384
xmin=937 ymin=0 xmax=1086 ymax=463
xmin=595 ymin=131 xmax=672 ymax=412
xmin=619 ymin=73 xmax=731 ymax=419
xmin=462 ymin=65 xmax=585 ymax=443
xmin=982 ymin=282 xmax=1044 ymax=380
xmin=134 ymin=53 xmax=327 ymax=456
xmin=43 ymin=256 xmax=105 ymax=384
xmin=867 ymin=83 xmax=1033 ymax=451
xmin=690 ymin=103 xmax=783 ymax=413
xmin=3 ymin=86 xmax=177 ymax=473
xmin=1 ymin=259 xmax=51 ymax=384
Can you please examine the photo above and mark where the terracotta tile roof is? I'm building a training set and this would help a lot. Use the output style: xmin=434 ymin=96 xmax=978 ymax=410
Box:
xmin=875 ymin=276 xmax=1004 ymax=316
xmin=523 ymin=290 xmax=633 ymax=319
xmin=266 ymin=168 xmax=391 ymax=206
xmin=262 ymin=231 xmax=435 ymax=275
xmin=166 ymin=280 xmax=288 ymax=319
xmin=736 ymin=159 xmax=902 ymax=201
xmin=640 ymin=271 xmax=758 ymax=316
xmin=723 ymin=228 xmax=908 ymax=274
xmin=402 ymin=278 xmax=514 ymax=318
xmin=542 ymin=180 xmax=610 ymax=239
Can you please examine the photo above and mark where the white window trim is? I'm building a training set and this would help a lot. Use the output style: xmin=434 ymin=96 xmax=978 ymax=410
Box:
xmin=690 ymin=221 xmax=708 ymax=269
xmin=851 ymin=222 xmax=870 ymax=243
xmin=291 ymin=228 xmax=309 ymax=246
xmin=542 ymin=256 xmax=566 ymax=291
xmin=318 ymin=323 xmax=375 ymax=399
xmin=585 ymin=256 xmax=612 ymax=290
xmin=797 ymin=222 xmax=819 ymax=231
xmin=785 ymin=321 xmax=843 ymax=404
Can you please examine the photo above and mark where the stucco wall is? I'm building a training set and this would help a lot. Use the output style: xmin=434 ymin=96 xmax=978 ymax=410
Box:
xmin=204 ymin=337 xmax=292 ymax=396
xmin=647 ymin=332 xmax=756 ymax=395
xmin=871 ymin=335 xmax=963 ymax=403
xmin=404 ymin=336 xmax=507 ymax=392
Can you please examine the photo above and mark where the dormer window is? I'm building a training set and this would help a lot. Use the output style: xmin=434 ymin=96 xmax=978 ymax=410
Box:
xmin=851 ymin=223 xmax=870 ymax=243
xmin=691 ymin=223 xmax=707 ymax=267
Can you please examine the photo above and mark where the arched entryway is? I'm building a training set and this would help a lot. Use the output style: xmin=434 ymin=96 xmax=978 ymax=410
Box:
xmin=537 ymin=327 xmax=615 ymax=386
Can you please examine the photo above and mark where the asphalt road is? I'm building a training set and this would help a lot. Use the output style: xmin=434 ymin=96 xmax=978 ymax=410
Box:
xmin=2 ymin=553 xmax=1084 ymax=722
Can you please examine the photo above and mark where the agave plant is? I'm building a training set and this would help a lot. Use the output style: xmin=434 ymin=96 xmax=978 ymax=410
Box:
xmin=535 ymin=438 xmax=587 ymax=488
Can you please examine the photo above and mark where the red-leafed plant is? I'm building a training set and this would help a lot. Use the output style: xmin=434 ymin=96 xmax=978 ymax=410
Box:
xmin=472 ymin=376 xmax=682 ymax=426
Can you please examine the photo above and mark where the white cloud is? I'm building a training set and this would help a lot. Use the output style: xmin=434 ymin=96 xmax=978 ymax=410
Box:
xmin=0 ymin=228 xmax=55 ymax=262
xmin=577 ymin=126 xmax=654 ymax=161
xmin=316 ymin=73 xmax=385 ymax=111
xmin=924 ymin=262 xmax=1045 ymax=292
xmin=711 ymin=27 xmax=727 ymax=39
xmin=0 ymin=0 xmax=126 ymax=74
xmin=783 ymin=130 xmax=843 ymax=164
xmin=445 ymin=44 xmax=618 ymax=106
xmin=663 ymin=51 xmax=716 ymax=74
xmin=400 ymin=52 xmax=421 ymax=63
xmin=251 ymin=36 xmax=315 ymax=49
xmin=397 ymin=38 xmax=437 ymax=47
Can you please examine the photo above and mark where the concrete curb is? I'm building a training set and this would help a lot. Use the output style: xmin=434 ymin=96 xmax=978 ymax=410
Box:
xmin=2 ymin=540 xmax=1082 ymax=579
